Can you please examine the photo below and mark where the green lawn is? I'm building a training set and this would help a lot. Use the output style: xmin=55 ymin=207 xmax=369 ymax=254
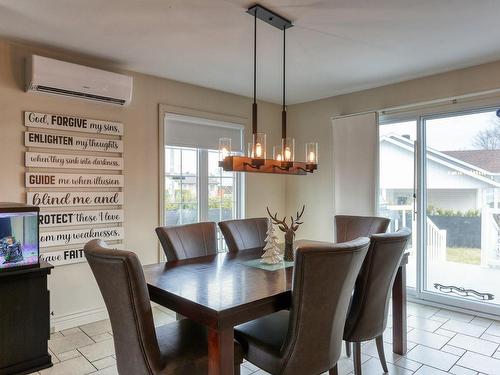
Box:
xmin=446 ymin=247 xmax=481 ymax=265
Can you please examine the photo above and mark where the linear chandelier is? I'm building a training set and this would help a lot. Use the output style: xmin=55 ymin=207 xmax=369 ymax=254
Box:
xmin=219 ymin=4 xmax=318 ymax=176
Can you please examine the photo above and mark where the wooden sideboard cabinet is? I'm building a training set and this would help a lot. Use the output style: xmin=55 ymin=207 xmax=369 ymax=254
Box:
xmin=0 ymin=261 xmax=53 ymax=375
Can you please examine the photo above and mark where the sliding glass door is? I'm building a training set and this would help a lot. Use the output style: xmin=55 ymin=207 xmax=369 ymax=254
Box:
xmin=422 ymin=109 xmax=500 ymax=313
xmin=379 ymin=106 xmax=500 ymax=316
xmin=379 ymin=120 xmax=417 ymax=289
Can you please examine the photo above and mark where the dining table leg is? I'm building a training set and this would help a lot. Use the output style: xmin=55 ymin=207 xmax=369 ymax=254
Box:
xmin=392 ymin=263 xmax=407 ymax=355
xmin=208 ymin=326 xmax=234 ymax=375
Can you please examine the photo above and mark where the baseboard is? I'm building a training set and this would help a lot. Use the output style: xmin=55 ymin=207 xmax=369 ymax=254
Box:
xmin=407 ymin=295 xmax=500 ymax=321
xmin=50 ymin=307 xmax=109 ymax=332
xmin=50 ymin=303 xmax=175 ymax=332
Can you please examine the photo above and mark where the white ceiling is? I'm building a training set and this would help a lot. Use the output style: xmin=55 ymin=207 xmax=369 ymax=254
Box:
xmin=1 ymin=0 xmax=500 ymax=104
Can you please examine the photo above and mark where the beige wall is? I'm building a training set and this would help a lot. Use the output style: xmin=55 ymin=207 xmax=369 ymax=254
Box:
xmin=0 ymin=40 xmax=285 ymax=328
xmin=286 ymin=60 xmax=500 ymax=242
xmin=4 ymin=35 xmax=500 ymax=327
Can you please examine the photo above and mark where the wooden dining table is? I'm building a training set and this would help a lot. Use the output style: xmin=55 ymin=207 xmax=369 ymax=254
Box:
xmin=143 ymin=246 xmax=409 ymax=375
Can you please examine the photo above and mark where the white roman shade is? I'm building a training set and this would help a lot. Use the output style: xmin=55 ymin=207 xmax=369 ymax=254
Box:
xmin=332 ymin=112 xmax=378 ymax=216
xmin=165 ymin=113 xmax=244 ymax=151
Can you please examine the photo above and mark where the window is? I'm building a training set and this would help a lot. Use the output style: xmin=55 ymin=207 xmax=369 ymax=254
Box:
xmin=379 ymin=104 xmax=500 ymax=316
xmin=423 ymin=109 xmax=500 ymax=312
xmin=165 ymin=147 xmax=199 ymax=225
xmin=162 ymin=112 xmax=244 ymax=251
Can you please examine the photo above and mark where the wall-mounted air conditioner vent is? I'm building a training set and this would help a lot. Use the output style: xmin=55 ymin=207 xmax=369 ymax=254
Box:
xmin=26 ymin=55 xmax=133 ymax=106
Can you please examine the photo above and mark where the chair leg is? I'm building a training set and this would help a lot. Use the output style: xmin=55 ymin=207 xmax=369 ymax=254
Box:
xmin=375 ymin=335 xmax=388 ymax=373
xmin=353 ymin=342 xmax=362 ymax=375
xmin=345 ymin=341 xmax=351 ymax=357
xmin=329 ymin=364 xmax=338 ymax=375
xmin=234 ymin=362 xmax=241 ymax=375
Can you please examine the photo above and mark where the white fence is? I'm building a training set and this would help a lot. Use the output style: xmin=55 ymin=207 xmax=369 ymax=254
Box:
xmin=385 ymin=205 xmax=500 ymax=268
xmin=385 ymin=205 xmax=447 ymax=263
xmin=481 ymin=208 xmax=500 ymax=268
xmin=427 ymin=218 xmax=447 ymax=263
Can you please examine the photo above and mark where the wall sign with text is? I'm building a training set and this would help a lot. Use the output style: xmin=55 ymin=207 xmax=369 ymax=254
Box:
xmin=25 ymin=131 xmax=123 ymax=153
xmin=25 ymin=152 xmax=124 ymax=170
xmin=27 ymin=191 xmax=124 ymax=207
xmin=40 ymin=226 xmax=125 ymax=248
xmin=24 ymin=110 xmax=125 ymax=267
xmin=40 ymin=243 xmax=124 ymax=267
xmin=39 ymin=209 xmax=124 ymax=228
xmin=40 ymin=248 xmax=87 ymax=266
xmin=26 ymin=172 xmax=124 ymax=188
xmin=24 ymin=111 xmax=124 ymax=136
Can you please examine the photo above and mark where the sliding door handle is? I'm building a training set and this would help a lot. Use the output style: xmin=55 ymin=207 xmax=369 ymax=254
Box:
xmin=413 ymin=140 xmax=418 ymax=219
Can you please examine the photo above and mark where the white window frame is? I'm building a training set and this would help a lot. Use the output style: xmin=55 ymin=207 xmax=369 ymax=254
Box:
xmin=158 ymin=105 xmax=246 ymax=260
xmin=379 ymin=96 xmax=500 ymax=318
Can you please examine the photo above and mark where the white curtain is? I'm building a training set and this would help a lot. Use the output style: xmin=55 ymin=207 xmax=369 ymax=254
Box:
xmin=332 ymin=112 xmax=378 ymax=216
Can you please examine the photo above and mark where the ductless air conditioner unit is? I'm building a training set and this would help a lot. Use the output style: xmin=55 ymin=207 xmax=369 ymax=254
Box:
xmin=26 ymin=55 xmax=133 ymax=106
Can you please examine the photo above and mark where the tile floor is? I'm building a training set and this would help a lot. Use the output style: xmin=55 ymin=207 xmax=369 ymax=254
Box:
xmin=27 ymin=302 xmax=500 ymax=375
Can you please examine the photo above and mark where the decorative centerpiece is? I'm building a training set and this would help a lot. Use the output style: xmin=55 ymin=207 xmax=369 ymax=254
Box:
xmin=266 ymin=205 xmax=305 ymax=262
xmin=261 ymin=220 xmax=282 ymax=265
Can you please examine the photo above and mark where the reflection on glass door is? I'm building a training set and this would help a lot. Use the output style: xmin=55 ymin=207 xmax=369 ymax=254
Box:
xmin=424 ymin=109 xmax=500 ymax=310
xmin=379 ymin=120 xmax=417 ymax=288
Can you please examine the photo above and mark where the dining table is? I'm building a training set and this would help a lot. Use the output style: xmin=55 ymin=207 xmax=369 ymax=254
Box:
xmin=143 ymin=245 xmax=409 ymax=375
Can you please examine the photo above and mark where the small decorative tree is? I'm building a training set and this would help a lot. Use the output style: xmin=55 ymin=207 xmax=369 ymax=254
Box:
xmin=261 ymin=220 xmax=282 ymax=264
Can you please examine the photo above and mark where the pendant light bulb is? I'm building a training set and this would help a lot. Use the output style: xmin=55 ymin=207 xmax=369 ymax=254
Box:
xmin=253 ymin=133 xmax=266 ymax=159
xmin=255 ymin=144 xmax=262 ymax=157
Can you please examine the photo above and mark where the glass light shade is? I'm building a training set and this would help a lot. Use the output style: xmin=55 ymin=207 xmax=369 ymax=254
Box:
xmin=247 ymin=142 xmax=254 ymax=158
xmin=273 ymin=145 xmax=283 ymax=161
xmin=281 ymin=138 xmax=295 ymax=162
xmin=305 ymin=142 xmax=318 ymax=164
xmin=218 ymin=138 xmax=231 ymax=161
xmin=252 ymin=133 xmax=266 ymax=159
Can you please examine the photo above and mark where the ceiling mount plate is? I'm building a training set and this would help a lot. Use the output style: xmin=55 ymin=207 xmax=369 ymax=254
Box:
xmin=246 ymin=4 xmax=293 ymax=30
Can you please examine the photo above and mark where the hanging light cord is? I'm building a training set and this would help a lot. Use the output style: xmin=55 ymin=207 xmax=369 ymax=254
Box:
xmin=283 ymin=28 xmax=286 ymax=111
xmin=282 ymin=27 xmax=287 ymax=139
xmin=254 ymin=10 xmax=257 ymax=105
xmin=252 ymin=9 xmax=258 ymax=135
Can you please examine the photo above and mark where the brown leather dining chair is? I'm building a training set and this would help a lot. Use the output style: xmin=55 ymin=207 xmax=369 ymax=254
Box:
xmin=155 ymin=222 xmax=217 ymax=261
xmin=84 ymin=239 xmax=243 ymax=375
xmin=219 ymin=217 xmax=269 ymax=252
xmin=335 ymin=215 xmax=391 ymax=357
xmin=343 ymin=228 xmax=411 ymax=375
xmin=335 ymin=215 xmax=390 ymax=243
xmin=234 ymin=237 xmax=370 ymax=375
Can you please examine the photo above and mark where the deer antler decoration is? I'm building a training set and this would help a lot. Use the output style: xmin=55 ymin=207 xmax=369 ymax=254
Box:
xmin=266 ymin=207 xmax=289 ymax=232
xmin=266 ymin=205 xmax=305 ymax=261
xmin=290 ymin=205 xmax=305 ymax=231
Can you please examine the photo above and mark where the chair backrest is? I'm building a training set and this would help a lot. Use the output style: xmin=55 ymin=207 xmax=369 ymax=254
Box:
xmin=343 ymin=228 xmax=411 ymax=342
xmin=218 ymin=217 xmax=269 ymax=252
xmin=335 ymin=215 xmax=390 ymax=243
xmin=84 ymin=240 xmax=162 ymax=375
xmin=155 ymin=222 xmax=217 ymax=261
xmin=280 ymin=237 xmax=370 ymax=374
